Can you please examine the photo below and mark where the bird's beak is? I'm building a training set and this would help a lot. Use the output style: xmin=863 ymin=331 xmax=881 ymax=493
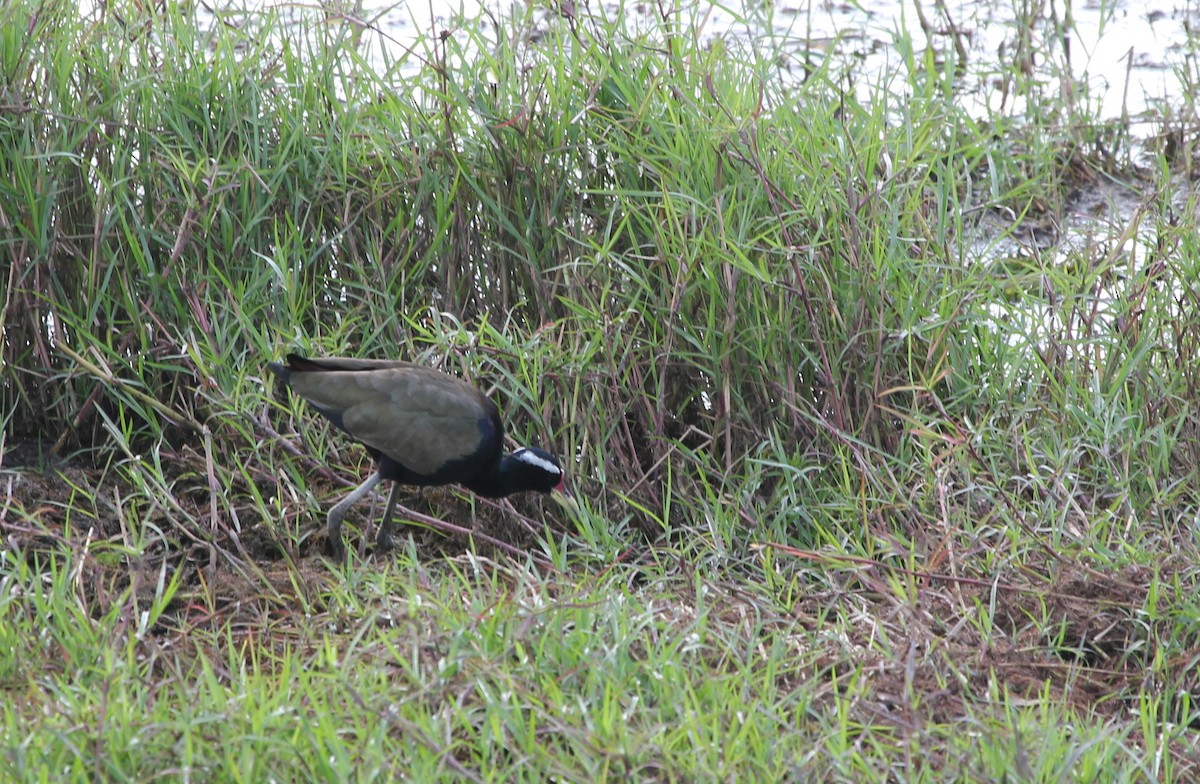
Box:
xmin=551 ymin=481 xmax=578 ymax=513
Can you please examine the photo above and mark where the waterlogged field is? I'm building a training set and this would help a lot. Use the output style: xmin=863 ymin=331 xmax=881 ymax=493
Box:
xmin=3 ymin=0 xmax=1200 ymax=780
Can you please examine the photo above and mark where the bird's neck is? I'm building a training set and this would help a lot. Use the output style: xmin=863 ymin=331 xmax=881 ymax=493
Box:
xmin=463 ymin=453 xmax=517 ymax=498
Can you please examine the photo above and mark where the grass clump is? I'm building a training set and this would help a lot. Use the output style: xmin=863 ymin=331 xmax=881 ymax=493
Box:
xmin=2 ymin=0 xmax=1200 ymax=780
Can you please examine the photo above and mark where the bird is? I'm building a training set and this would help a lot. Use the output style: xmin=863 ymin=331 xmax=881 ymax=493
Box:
xmin=267 ymin=353 xmax=566 ymax=556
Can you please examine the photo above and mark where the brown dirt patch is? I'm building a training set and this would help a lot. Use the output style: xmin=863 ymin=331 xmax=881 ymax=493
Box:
xmin=781 ymin=552 xmax=1200 ymax=774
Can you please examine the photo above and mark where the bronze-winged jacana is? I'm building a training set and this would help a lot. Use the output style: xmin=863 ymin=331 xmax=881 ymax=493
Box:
xmin=268 ymin=353 xmax=566 ymax=556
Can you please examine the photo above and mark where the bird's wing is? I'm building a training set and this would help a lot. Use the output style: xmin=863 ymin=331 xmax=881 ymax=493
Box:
xmin=288 ymin=366 xmax=497 ymax=476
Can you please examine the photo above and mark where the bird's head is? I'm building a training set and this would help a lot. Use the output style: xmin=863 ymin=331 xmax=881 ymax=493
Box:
xmin=509 ymin=447 xmax=568 ymax=495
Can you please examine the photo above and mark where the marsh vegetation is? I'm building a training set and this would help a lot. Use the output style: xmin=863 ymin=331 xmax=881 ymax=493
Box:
xmin=3 ymin=0 xmax=1200 ymax=779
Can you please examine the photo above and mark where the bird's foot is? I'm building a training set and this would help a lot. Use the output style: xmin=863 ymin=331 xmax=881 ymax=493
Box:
xmin=375 ymin=525 xmax=395 ymax=553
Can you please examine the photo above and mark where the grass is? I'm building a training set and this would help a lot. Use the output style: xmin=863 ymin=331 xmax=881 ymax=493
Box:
xmin=3 ymin=0 xmax=1200 ymax=779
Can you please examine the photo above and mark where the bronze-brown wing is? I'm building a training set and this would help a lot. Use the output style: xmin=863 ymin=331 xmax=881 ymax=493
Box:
xmin=287 ymin=365 xmax=495 ymax=476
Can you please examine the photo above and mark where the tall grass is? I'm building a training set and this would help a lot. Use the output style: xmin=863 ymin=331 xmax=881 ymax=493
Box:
xmin=2 ymin=0 xmax=1006 ymax=532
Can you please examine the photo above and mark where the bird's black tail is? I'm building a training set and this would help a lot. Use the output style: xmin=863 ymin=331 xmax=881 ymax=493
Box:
xmin=266 ymin=360 xmax=292 ymax=383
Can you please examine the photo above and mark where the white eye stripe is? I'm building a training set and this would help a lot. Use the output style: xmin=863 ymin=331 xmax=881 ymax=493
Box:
xmin=513 ymin=448 xmax=562 ymax=476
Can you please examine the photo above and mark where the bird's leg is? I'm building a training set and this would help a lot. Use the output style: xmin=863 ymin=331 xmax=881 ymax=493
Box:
xmin=326 ymin=470 xmax=383 ymax=558
xmin=375 ymin=483 xmax=409 ymax=552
